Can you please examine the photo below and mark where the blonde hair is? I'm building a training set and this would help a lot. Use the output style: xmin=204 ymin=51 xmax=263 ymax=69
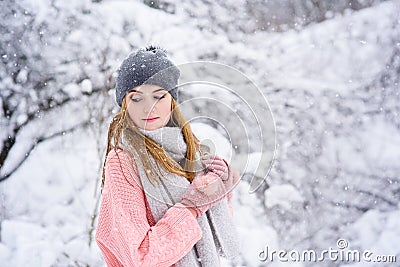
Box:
xmin=100 ymin=94 xmax=202 ymax=191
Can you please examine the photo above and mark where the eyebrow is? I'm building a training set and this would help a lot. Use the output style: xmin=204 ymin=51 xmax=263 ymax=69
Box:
xmin=129 ymin=88 xmax=167 ymax=94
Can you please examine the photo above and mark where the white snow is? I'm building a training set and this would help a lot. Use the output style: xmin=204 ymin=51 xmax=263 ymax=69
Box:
xmin=341 ymin=208 xmax=400 ymax=267
xmin=265 ymin=184 xmax=304 ymax=209
xmin=80 ymin=79 xmax=93 ymax=94
xmin=62 ymin=83 xmax=81 ymax=98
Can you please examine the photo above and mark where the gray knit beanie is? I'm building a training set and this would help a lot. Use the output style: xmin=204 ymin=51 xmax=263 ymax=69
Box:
xmin=115 ymin=46 xmax=180 ymax=107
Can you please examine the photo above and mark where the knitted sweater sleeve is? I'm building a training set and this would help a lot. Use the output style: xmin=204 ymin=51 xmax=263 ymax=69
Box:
xmin=95 ymin=149 xmax=203 ymax=267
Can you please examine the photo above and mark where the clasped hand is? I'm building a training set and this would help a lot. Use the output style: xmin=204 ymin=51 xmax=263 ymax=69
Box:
xmin=180 ymin=154 xmax=239 ymax=218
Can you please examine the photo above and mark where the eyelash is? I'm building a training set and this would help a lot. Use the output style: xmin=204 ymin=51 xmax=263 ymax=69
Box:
xmin=131 ymin=94 xmax=166 ymax=102
xmin=156 ymin=94 xmax=166 ymax=100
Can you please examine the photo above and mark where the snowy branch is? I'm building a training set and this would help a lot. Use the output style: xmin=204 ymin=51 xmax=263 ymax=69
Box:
xmin=0 ymin=120 xmax=91 ymax=183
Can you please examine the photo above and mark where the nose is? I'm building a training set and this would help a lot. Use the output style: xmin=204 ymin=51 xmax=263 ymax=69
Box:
xmin=142 ymin=98 xmax=157 ymax=114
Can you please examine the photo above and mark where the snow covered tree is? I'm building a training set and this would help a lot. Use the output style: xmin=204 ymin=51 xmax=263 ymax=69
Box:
xmin=0 ymin=0 xmax=116 ymax=183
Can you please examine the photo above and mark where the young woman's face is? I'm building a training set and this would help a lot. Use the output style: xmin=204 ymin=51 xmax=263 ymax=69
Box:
xmin=125 ymin=84 xmax=172 ymax=130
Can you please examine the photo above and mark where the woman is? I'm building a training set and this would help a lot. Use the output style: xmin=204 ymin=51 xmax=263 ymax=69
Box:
xmin=95 ymin=46 xmax=240 ymax=266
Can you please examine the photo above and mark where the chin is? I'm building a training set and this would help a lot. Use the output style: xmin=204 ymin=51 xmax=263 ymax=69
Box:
xmin=143 ymin=124 xmax=161 ymax=131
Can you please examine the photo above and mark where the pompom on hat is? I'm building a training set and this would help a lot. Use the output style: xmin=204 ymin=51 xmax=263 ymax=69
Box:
xmin=115 ymin=45 xmax=180 ymax=107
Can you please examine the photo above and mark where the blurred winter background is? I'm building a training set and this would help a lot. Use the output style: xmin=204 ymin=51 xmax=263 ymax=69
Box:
xmin=1 ymin=0 xmax=399 ymax=266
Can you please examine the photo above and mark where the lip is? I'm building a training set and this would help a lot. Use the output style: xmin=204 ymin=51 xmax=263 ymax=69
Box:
xmin=143 ymin=117 xmax=159 ymax=123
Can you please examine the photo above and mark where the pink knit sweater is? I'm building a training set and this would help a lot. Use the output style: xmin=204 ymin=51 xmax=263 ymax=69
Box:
xmin=95 ymin=148 xmax=234 ymax=267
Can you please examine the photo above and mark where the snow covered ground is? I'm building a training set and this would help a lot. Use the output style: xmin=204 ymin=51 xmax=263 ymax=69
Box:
xmin=0 ymin=0 xmax=399 ymax=266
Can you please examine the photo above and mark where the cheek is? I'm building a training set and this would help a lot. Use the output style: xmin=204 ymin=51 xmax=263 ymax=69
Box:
xmin=127 ymin=108 xmax=138 ymax=122
xmin=159 ymin=100 xmax=172 ymax=117
xmin=163 ymin=103 xmax=171 ymax=114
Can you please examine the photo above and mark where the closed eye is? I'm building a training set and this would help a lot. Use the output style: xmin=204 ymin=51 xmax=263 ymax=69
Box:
xmin=154 ymin=94 xmax=167 ymax=100
xmin=130 ymin=97 xmax=142 ymax=102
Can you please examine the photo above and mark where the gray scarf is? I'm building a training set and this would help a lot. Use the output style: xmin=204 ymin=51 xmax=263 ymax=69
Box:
xmin=121 ymin=126 xmax=240 ymax=266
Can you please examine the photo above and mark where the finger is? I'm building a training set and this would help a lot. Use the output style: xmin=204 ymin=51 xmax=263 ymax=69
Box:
xmin=202 ymin=155 xmax=226 ymax=163
xmin=207 ymin=155 xmax=227 ymax=161
xmin=205 ymin=162 xmax=227 ymax=171
xmin=211 ymin=169 xmax=224 ymax=177
xmin=206 ymin=164 xmax=227 ymax=172
xmin=203 ymin=159 xmax=227 ymax=169
xmin=208 ymin=155 xmax=225 ymax=161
